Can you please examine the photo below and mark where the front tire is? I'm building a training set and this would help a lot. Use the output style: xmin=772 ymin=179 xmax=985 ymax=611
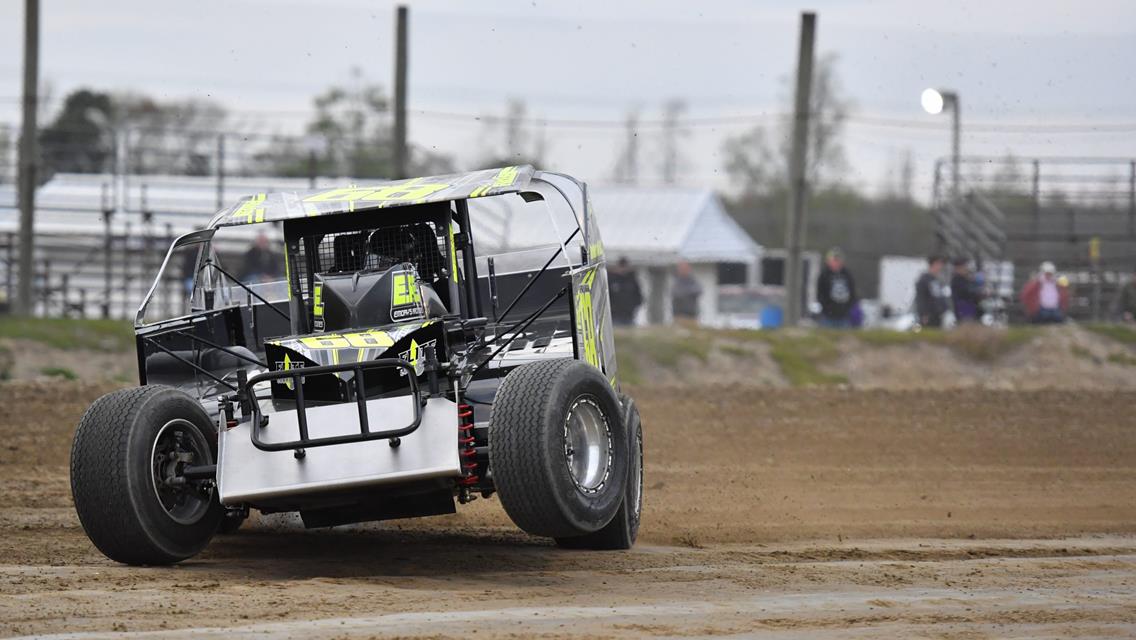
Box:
xmin=490 ymin=359 xmax=628 ymax=539
xmin=70 ymin=386 xmax=222 ymax=565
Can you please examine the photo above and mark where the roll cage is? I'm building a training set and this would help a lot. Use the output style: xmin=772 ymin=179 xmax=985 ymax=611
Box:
xmin=133 ymin=168 xmax=618 ymax=400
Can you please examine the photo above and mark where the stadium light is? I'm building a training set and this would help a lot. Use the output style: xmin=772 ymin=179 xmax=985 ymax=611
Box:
xmin=921 ymin=88 xmax=945 ymax=115
xmin=921 ymin=88 xmax=961 ymax=202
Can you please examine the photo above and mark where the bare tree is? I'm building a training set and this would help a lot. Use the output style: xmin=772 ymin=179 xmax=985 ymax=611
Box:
xmin=659 ymin=99 xmax=687 ymax=184
xmin=612 ymin=108 xmax=640 ymax=185
xmin=477 ymin=98 xmax=545 ymax=169
xmin=721 ymin=53 xmax=850 ymax=195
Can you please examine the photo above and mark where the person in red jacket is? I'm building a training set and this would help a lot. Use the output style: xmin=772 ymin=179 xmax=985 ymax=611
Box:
xmin=1020 ymin=261 xmax=1070 ymax=323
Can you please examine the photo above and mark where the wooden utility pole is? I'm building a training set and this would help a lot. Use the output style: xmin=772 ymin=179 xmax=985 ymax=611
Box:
xmin=16 ymin=0 xmax=39 ymax=315
xmin=392 ymin=5 xmax=409 ymax=179
xmin=783 ymin=12 xmax=816 ymax=326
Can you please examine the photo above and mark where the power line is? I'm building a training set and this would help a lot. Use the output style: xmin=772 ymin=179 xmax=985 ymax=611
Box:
xmin=5 ymin=94 xmax=1136 ymax=134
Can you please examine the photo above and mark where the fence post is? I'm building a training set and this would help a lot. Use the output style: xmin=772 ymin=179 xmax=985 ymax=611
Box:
xmin=1032 ymin=159 xmax=1041 ymax=232
xmin=78 ymin=287 xmax=87 ymax=319
xmin=122 ymin=221 xmax=133 ymax=320
xmin=216 ymin=134 xmax=225 ymax=211
xmin=102 ymin=208 xmax=113 ymax=319
xmin=4 ymin=232 xmax=13 ymax=306
xmin=165 ymin=222 xmax=175 ymax=320
xmin=40 ymin=259 xmax=50 ymax=317
xmin=60 ymin=273 xmax=69 ymax=317
xmin=1129 ymin=160 xmax=1135 ymax=237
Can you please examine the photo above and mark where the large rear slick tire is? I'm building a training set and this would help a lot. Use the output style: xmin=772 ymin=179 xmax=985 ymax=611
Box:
xmin=555 ymin=394 xmax=643 ymax=550
xmin=70 ymin=386 xmax=222 ymax=565
xmin=490 ymin=359 xmax=628 ymax=539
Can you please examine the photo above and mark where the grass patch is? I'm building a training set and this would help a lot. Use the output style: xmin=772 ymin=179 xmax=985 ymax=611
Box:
xmin=1084 ymin=324 xmax=1136 ymax=346
xmin=719 ymin=344 xmax=754 ymax=359
xmin=40 ymin=366 xmax=78 ymax=380
xmin=616 ymin=351 xmax=643 ymax=385
xmin=763 ymin=332 xmax=847 ymax=387
xmin=617 ymin=331 xmax=709 ymax=369
xmin=940 ymin=325 xmax=1035 ymax=362
xmin=0 ymin=317 xmax=134 ymax=352
xmin=1107 ymin=351 xmax=1136 ymax=367
xmin=853 ymin=325 xmax=1035 ymax=363
xmin=1070 ymin=344 xmax=1095 ymax=361
xmin=0 ymin=344 xmax=11 ymax=380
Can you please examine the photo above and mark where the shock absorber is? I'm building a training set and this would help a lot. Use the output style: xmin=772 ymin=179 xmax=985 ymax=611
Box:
xmin=457 ymin=402 xmax=478 ymax=502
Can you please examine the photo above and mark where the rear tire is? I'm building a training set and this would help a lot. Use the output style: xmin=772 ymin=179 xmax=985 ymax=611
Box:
xmin=70 ymin=386 xmax=222 ymax=565
xmin=556 ymin=394 xmax=643 ymax=549
xmin=490 ymin=359 xmax=628 ymax=538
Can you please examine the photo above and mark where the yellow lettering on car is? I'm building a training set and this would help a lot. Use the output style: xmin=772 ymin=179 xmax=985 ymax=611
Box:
xmin=229 ymin=193 xmax=266 ymax=224
xmin=392 ymin=272 xmax=421 ymax=306
xmin=304 ymin=181 xmax=450 ymax=204
xmin=362 ymin=179 xmax=449 ymax=202
xmin=312 ymin=284 xmax=324 ymax=318
xmin=575 ymin=269 xmax=600 ymax=369
xmin=303 ymin=186 xmax=375 ymax=203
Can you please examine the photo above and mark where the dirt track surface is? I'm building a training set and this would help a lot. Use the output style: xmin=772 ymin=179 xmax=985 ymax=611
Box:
xmin=2 ymin=381 xmax=1135 ymax=638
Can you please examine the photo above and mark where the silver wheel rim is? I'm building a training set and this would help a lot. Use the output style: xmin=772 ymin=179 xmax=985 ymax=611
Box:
xmin=563 ymin=397 xmax=612 ymax=494
xmin=629 ymin=425 xmax=643 ymax=517
xmin=150 ymin=418 xmax=213 ymax=525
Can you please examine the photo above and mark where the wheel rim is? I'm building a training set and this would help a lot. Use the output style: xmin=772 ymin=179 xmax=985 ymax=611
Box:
xmin=563 ymin=396 xmax=612 ymax=494
xmin=629 ymin=424 xmax=643 ymax=517
xmin=150 ymin=418 xmax=213 ymax=525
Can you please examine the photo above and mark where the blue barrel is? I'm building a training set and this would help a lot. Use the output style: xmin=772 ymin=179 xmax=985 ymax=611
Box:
xmin=760 ymin=305 xmax=783 ymax=329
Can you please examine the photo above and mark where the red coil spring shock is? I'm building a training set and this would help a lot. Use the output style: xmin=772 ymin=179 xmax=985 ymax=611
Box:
xmin=457 ymin=403 xmax=478 ymax=486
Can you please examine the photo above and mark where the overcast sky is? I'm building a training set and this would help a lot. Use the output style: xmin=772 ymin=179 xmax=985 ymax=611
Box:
xmin=2 ymin=0 xmax=1134 ymax=197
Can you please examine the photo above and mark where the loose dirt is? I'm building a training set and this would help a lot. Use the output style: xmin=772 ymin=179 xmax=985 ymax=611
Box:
xmin=1 ymin=381 xmax=1134 ymax=638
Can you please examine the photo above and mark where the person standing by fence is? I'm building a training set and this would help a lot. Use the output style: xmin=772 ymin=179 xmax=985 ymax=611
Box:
xmin=915 ymin=255 xmax=949 ymax=328
xmin=1021 ymin=261 xmax=1069 ymax=324
xmin=815 ymin=247 xmax=856 ymax=328
xmin=608 ymin=257 xmax=643 ymax=326
xmin=950 ymin=258 xmax=982 ymax=323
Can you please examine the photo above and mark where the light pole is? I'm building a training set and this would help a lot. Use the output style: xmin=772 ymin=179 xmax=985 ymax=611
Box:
xmin=921 ymin=88 xmax=960 ymax=203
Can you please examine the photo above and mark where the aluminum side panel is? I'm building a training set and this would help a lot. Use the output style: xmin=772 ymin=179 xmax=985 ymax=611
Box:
xmin=217 ymin=396 xmax=460 ymax=504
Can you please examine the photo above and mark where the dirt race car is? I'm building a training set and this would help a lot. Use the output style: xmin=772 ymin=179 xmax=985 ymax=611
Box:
xmin=69 ymin=166 xmax=643 ymax=565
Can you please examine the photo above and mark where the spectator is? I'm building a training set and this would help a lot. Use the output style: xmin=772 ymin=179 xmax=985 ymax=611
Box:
xmin=239 ymin=232 xmax=281 ymax=283
xmin=1111 ymin=267 xmax=1136 ymax=323
xmin=950 ymin=258 xmax=982 ymax=323
xmin=914 ymin=255 xmax=949 ymax=328
xmin=608 ymin=257 xmax=643 ymax=326
xmin=816 ymin=247 xmax=857 ymax=328
xmin=672 ymin=260 xmax=702 ymax=323
xmin=1020 ymin=261 xmax=1069 ymax=324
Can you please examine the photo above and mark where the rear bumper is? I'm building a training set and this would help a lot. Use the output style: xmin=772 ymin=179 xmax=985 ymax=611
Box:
xmin=217 ymin=396 xmax=460 ymax=505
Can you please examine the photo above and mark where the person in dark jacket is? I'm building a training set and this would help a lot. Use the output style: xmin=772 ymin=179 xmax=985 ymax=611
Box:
xmin=950 ymin=258 xmax=982 ymax=323
xmin=815 ymin=247 xmax=857 ymax=328
xmin=608 ymin=257 xmax=643 ymax=326
xmin=672 ymin=260 xmax=702 ymax=323
xmin=238 ymin=232 xmax=282 ymax=283
xmin=915 ymin=255 xmax=949 ymax=328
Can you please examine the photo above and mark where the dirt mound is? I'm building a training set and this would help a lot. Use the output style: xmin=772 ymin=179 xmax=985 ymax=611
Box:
xmin=617 ymin=323 xmax=1136 ymax=390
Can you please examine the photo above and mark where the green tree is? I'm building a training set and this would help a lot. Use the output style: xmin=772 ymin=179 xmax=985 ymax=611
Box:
xmin=38 ymin=89 xmax=116 ymax=177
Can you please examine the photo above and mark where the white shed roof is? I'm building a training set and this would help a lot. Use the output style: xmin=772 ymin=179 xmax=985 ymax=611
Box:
xmin=591 ymin=185 xmax=761 ymax=265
